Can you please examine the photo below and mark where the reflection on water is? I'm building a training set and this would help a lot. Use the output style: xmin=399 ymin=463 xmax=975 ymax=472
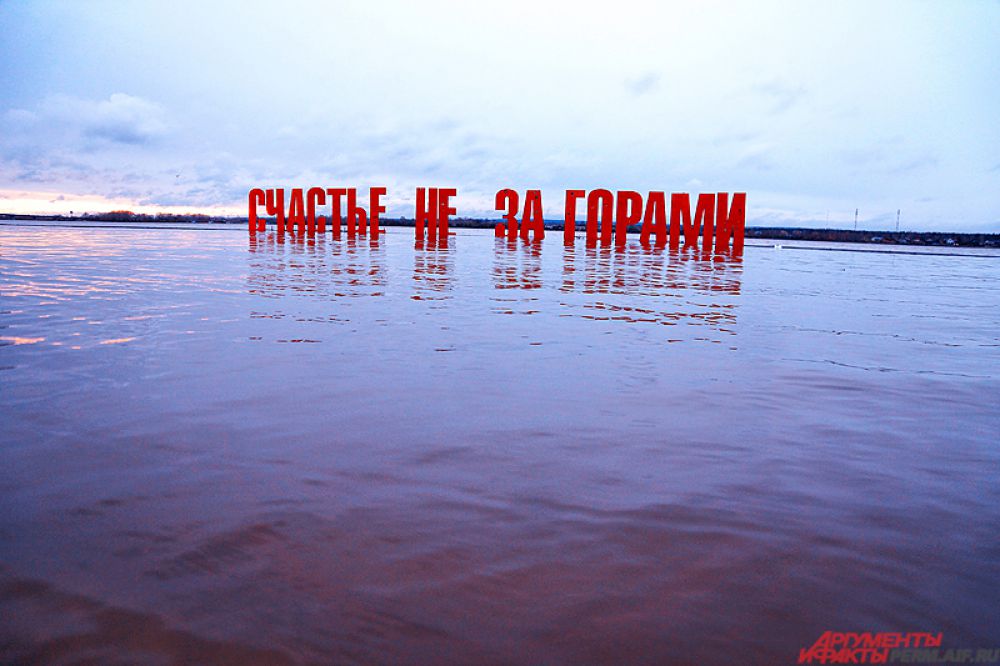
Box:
xmin=1 ymin=225 xmax=999 ymax=665
xmin=248 ymin=232 xmax=387 ymax=300
xmin=412 ymin=238 xmax=455 ymax=300
xmin=562 ymin=244 xmax=743 ymax=296
xmin=491 ymin=239 xmax=543 ymax=317
xmin=556 ymin=244 xmax=742 ymax=335
xmin=489 ymin=240 xmax=742 ymax=339
xmin=493 ymin=238 xmax=543 ymax=290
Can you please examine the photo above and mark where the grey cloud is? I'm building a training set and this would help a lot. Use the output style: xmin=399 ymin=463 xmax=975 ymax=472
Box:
xmin=74 ymin=94 xmax=168 ymax=145
xmin=0 ymin=93 xmax=172 ymax=193
xmin=736 ymin=153 xmax=774 ymax=172
xmin=890 ymin=155 xmax=939 ymax=173
xmin=625 ymin=72 xmax=660 ymax=97
xmin=840 ymin=139 xmax=939 ymax=175
xmin=753 ymin=81 xmax=807 ymax=114
xmin=7 ymin=93 xmax=168 ymax=149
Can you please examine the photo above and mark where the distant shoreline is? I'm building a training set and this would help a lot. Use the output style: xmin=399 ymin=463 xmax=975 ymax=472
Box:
xmin=2 ymin=213 xmax=998 ymax=248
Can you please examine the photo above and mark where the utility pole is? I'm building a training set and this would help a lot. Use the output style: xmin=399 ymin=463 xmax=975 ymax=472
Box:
xmin=854 ymin=208 xmax=858 ymax=231
xmin=896 ymin=209 xmax=900 ymax=233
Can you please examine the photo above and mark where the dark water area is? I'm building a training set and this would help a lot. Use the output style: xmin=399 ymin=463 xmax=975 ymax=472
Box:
xmin=1 ymin=224 xmax=998 ymax=664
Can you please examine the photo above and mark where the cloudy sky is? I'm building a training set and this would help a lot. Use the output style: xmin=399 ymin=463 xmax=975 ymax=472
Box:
xmin=1 ymin=0 xmax=997 ymax=230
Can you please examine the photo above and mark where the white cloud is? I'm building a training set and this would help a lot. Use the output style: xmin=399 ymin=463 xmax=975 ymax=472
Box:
xmin=6 ymin=93 xmax=167 ymax=148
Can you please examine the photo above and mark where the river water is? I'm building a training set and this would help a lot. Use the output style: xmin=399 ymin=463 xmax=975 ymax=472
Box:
xmin=1 ymin=223 xmax=998 ymax=664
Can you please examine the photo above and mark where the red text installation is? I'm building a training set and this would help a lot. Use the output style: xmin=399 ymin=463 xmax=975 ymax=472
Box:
xmin=248 ymin=188 xmax=747 ymax=253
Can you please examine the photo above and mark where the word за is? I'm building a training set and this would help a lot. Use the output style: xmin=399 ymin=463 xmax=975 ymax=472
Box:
xmin=248 ymin=187 xmax=387 ymax=238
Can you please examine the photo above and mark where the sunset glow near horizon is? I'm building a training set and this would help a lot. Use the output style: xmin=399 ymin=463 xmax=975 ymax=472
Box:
xmin=1 ymin=1 xmax=998 ymax=231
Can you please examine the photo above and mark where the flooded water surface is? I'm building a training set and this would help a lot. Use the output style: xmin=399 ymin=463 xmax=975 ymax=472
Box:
xmin=1 ymin=224 xmax=998 ymax=664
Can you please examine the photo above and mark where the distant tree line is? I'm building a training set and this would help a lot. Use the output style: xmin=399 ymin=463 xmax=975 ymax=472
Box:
xmin=2 ymin=212 xmax=997 ymax=247
xmin=745 ymin=227 xmax=999 ymax=248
